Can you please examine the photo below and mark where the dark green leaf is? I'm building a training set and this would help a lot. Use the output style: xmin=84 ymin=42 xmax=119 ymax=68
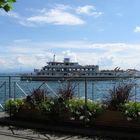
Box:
xmin=0 ymin=0 xmax=6 ymax=2
xmin=3 ymin=4 xmax=12 ymax=12
xmin=7 ymin=0 xmax=16 ymax=3
xmin=0 ymin=2 xmax=5 ymax=5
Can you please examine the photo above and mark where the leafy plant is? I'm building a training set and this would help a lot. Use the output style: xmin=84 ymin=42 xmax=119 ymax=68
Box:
xmin=0 ymin=0 xmax=16 ymax=12
xmin=121 ymin=102 xmax=140 ymax=121
xmin=30 ymin=89 xmax=48 ymax=103
xmin=22 ymin=89 xmax=49 ymax=110
xmin=104 ymin=83 xmax=134 ymax=110
xmin=57 ymin=82 xmax=76 ymax=100
xmin=25 ymin=88 xmax=48 ymax=103
xmin=5 ymin=98 xmax=24 ymax=115
xmin=48 ymin=97 xmax=70 ymax=121
xmin=67 ymin=98 xmax=104 ymax=123
xmin=5 ymin=96 xmax=105 ymax=125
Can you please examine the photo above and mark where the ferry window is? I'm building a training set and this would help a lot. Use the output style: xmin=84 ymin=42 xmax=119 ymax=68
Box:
xmin=77 ymin=69 xmax=80 ymax=71
xmin=62 ymin=68 xmax=64 ymax=71
xmin=73 ymin=68 xmax=75 ymax=71
xmin=69 ymin=68 xmax=71 ymax=71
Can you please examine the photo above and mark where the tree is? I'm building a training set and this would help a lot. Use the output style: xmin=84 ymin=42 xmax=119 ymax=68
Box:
xmin=0 ymin=0 xmax=16 ymax=12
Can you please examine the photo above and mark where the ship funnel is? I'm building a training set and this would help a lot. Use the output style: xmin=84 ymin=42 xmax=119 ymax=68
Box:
xmin=64 ymin=58 xmax=70 ymax=63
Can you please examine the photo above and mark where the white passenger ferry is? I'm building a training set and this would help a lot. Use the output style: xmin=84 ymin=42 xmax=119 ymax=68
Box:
xmin=21 ymin=57 xmax=139 ymax=81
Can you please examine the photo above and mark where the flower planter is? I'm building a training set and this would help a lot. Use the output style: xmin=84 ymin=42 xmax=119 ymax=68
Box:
xmin=94 ymin=110 xmax=140 ymax=129
xmin=12 ymin=109 xmax=50 ymax=123
xmin=95 ymin=110 xmax=129 ymax=126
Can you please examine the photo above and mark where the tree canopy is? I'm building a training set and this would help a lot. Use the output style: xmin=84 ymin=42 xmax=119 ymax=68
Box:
xmin=0 ymin=0 xmax=16 ymax=12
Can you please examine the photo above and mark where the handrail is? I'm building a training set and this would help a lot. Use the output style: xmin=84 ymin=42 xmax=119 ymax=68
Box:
xmin=44 ymin=83 xmax=59 ymax=97
xmin=16 ymin=82 xmax=27 ymax=96
xmin=0 ymin=81 xmax=6 ymax=89
xmin=0 ymin=104 xmax=4 ymax=110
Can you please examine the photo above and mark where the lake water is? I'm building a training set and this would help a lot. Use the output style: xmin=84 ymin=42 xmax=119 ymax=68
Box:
xmin=0 ymin=76 xmax=140 ymax=107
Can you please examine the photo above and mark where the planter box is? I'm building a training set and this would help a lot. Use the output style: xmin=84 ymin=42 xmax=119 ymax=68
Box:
xmin=95 ymin=110 xmax=140 ymax=128
xmin=12 ymin=109 xmax=49 ymax=122
xmin=10 ymin=109 xmax=140 ymax=129
xmin=12 ymin=109 xmax=86 ymax=126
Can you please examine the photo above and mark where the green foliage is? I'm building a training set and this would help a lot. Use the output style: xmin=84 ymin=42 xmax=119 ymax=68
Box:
xmin=5 ymin=86 xmax=104 ymax=125
xmin=5 ymin=96 xmax=104 ymax=124
xmin=104 ymin=83 xmax=134 ymax=110
xmin=67 ymin=98 xmax=104 ymax=122
xmin=121 ymin=102 xmax=140 ymax=121
xmin=5 ymin=98 xmax=24 ymax=115
xmin=38 ymin=99 xmax=54 ymax=113
xmin=47 ymin=97 xmax=70 ymax=121
xmin=23 ymin=89 xmax=49 ymax=110
xmin=0 ymin=0 xmax=16 ymax=12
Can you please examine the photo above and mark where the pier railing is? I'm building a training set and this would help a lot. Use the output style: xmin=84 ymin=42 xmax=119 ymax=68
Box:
xmin=0 ymin=75 xmax=139 ymax=111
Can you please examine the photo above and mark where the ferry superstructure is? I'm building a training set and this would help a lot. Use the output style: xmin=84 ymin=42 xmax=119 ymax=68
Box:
xmin=34 ymin=58 xmax=100 ymax=77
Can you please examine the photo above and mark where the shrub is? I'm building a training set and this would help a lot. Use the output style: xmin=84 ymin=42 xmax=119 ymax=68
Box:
xmin=57 ymin=82 xmax=76 ymax=100
xmin=67 ymin=98 xmax=104 ymax=123
xmin=29 ymin=88 xmax=48 ymax=103
xmin=121 ymin=102 xmax=140 ymax=121
xmin=47 ymin=97 xmax=70 ymax=121
xmin=104 ymin=83 xmax=134 ymax=110
xmin=22 ymin=89 xmax=49 ymax=110
xmin=5 ymin=97 xmax=104 ymax=124
xmin=5 ymin=98 xmax=24 ymax=115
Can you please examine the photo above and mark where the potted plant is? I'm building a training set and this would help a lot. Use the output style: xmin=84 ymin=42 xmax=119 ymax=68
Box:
xmin=95 ymin=83 xmax=134 ymax=126
xmin=121 ymin=102 xmax=140 ymax=122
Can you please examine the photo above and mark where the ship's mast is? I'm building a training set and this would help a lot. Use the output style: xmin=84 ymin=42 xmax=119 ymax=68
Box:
xmin=53 ymin=54 xmax=55 ymax=62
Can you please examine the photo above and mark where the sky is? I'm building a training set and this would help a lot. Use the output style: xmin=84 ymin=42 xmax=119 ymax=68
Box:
xmin=1 ymin=0 xmax=140 ymax=73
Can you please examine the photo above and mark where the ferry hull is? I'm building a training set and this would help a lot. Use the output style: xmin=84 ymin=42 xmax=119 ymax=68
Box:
xmin=20 ymin=75 xmax=134 ymax=81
